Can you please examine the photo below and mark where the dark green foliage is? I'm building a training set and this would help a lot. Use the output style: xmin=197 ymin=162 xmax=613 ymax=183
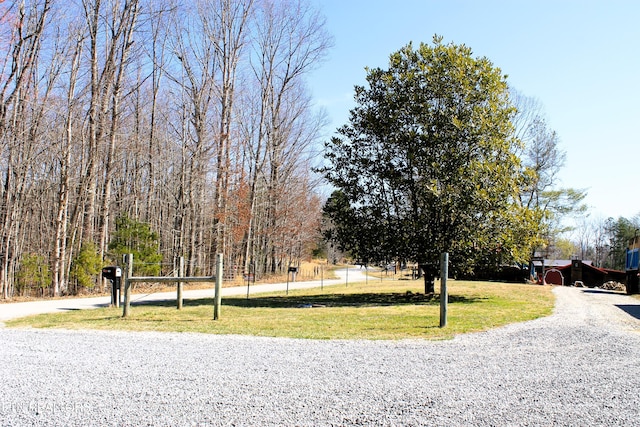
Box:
xmin=70 ymin=242 xmax=103 ymax=289
xmin=322 ymin=37 xmax=535 ymax=290
xmin=16 ymin=253 xmax=51 ymax=296
xmin=108 ymin=215 xmax=162 ymax=276
xmin=323 ymin=190 xmax=388 ymax=265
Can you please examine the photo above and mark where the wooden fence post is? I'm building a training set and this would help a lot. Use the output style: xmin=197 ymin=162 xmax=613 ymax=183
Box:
xmin=122 ymin=253 xmax=133 ymax=318
xmin=177 ymin=256 xmax=184 ymax=310
xmin=439 ymin=252 xmax=448 ymax=328
xmin=213 ymin=254 xmax=223 ymax=320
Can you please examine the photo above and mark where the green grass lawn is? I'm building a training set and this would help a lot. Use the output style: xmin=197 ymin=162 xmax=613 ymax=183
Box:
xmin=6 ymin=279 xmax=554 ymax=340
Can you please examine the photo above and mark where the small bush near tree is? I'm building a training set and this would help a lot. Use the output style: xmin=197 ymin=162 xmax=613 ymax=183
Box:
xmin=70 ymin=242 xmax=103 ymax=292
xmin=16 ymin=253 xmax=51 ymax=297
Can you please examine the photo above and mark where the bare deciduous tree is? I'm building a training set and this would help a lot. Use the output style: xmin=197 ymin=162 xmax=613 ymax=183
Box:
xmin=248 ymin=0 xmax=331 ymax=275
xmin=0 ymin=0 xmax=330 ymax=298
xmin=0 ymin=0 xmax=51 ymax=298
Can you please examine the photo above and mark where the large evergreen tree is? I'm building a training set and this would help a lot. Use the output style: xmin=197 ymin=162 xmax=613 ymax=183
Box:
xmin=322 ymin=37 xmax=537 ymax=292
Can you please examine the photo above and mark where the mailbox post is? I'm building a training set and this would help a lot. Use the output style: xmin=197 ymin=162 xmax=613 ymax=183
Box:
xmin=102 ymin=266 xmax=122 ymax=307
xmin=285 ymin=266 xmax=298 ymax=295
xmin=288 ymin=266 xmax=298 ymax=282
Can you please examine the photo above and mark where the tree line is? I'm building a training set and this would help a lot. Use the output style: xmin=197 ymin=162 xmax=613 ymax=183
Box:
xmin=1 ymin=0 xmax=331 ymax=298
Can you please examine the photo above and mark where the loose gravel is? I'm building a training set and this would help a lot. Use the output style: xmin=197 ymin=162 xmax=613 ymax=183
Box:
xmin=1 ymin=286 xmax=640 ymax=426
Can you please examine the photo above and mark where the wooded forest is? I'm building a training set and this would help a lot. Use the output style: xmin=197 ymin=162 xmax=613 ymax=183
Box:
xmin=0 ymin=0 xmax=332 ymax=298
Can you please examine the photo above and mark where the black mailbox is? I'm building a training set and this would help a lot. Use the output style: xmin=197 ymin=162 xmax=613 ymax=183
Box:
xmin=102 ymin=266 xmax=122 ymax=307
xmin=102 ymin=266 xmax=122 ymax=281
xmin=288 ymin=266 xmax=298 ymax=273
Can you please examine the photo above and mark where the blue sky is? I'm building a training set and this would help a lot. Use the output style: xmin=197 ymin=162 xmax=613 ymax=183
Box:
xmin=309 ymin=0 xmax=640 ymax=221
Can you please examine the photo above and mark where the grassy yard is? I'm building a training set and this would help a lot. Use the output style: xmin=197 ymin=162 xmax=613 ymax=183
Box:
xmin=6 ymin=279 xmax=554 ymax=340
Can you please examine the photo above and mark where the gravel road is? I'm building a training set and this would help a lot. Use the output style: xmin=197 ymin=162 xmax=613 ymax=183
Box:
xmin=1 ymin=286 xmax=640 ymax=426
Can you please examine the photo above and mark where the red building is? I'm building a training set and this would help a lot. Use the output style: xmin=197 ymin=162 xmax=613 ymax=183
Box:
xmin=532 ymin=258 xmax=625 ymax=288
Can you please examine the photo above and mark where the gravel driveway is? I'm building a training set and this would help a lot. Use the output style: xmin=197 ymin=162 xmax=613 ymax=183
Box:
xmin=1 ymin=286 xmax=640 ymax=426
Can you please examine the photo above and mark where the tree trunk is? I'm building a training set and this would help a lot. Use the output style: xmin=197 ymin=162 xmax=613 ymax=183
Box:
xmin=98 ymin=0 xmax=140 ymax=266
xmin=420 ymin=263 xmax=436 ymax=294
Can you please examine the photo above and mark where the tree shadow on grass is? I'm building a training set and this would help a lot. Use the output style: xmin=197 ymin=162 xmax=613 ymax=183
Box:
xmin=132 ymin=292 xmax=484 ymax=309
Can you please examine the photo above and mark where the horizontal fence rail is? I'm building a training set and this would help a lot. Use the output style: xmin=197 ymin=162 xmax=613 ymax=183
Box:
xmin=127 ymin=276 xmax=216 ymax=283
xmin=122 ymin=253 xmax=223 ymax=319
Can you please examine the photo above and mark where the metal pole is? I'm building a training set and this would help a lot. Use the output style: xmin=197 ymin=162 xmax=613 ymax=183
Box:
xmin=286 ymin=271 xmax=290 ymax=295
xmin=115 ymin=276 xmax=120 ymax=308
xmin=213 ymin=254 xmax=223 ymax=320
xmin=440 ymin=252 xmax=448 ymax=328
xmin=111 ymin=279 xmax=117 ymax=308
xmin=122 ymin=254 xmax=133 ymax=318
xmin=246 ymin=273 xmax=250 ymax=299
xmin=177 ymin=256 xmax=184 ymax=310
xmin=346 ymin=266 xmax=348 ymax=287
xmin=246 ymin=263 xmax=250 ymax=300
